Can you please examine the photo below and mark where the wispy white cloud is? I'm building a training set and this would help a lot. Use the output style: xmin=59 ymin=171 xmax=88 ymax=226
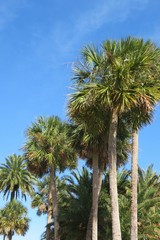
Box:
xmin=74 ymin=0 xmax=150 ymax=36
xmin=49 ymin=0 xmax=150 ymax=54
xmin=29 ymin=0 xmax=151 ymax=69
xmin=0 ymin=0 xmax=27 ymax=30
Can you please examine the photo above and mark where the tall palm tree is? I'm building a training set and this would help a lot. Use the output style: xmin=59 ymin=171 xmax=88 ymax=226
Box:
xmin=121 ymin=39 xmax=160 ymax=240
xmin=0 ymin=154 xmax=36 ymax=201
xmin=98 ymin=38 xmax=160 ymax=240
xmin=128 ymin=109 xmax=154 ymax=240
xmin=68 ymin=43 xmax=126 ymax=240
xmin=59 ymin=167 xmax=131 ymax=240
xmin=0 ymin=200 xmax=30 ymax=240
xmin=68 ymin=37 xmax=160 ymax=240
xmin=69 ymin=115 xmax=131 ymax=240
xmin=23 ymin=116 xmax=77 ymax=240
xmin=69 ymin=121 xmax=107 ymax=240
xmin=102 ymin=168 xmax=131 ymax=240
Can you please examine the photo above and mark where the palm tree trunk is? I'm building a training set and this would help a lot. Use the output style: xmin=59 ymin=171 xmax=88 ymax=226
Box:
xmin=98 ymin=161 xmax=104 ymax=196
xmin=92 ymin=151 xmax=99 ymax=240
xmin=86 ymin=208 xmax=92 ymax=240
xmin=131 ymin=130 xmax=138 ymax=240
xmin=86 ymin=160 xmax=104 ymax=240
xmin=46 ymin=182 xmax=53 ymax=240
xmin=8 ymin=189 xmax=14 ymax=240
xmin=108 ymin=109 xmax=122 ymax=240
xmin=50 ymin=166 xmax=60 ymax=240
xmin=10 ymin=191 xmax=15 ymax=201
xmin=7 ymin=231 xmax=13 ymax=240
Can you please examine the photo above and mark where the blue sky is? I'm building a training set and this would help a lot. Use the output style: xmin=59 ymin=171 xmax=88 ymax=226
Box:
xmin=0 ymin=0 xmax=160 ymax=239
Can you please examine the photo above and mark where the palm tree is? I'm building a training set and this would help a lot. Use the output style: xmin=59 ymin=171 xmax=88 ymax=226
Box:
xmin=31 ymin=178 xmax=48 ymax=216
xmin=117 ymin=165 xmax=160 ymax=240
xmin=138 ymin=165 xmax=160 ymax=239
xmin=68 ymin=43 xmax=125 ymax=240
xmin=60 ymin=167 xmax=93 ymax=240
xmin=68 ymin=37 xmax=160 ymax=240
xmin=121 ymin=39 xmax=160 ymax=240
xmin=0 ymin=154 xmax=36 ymax=201
xmin=69 ymin=121 xmax=108 ymax=240
xmin=31 ymin=176 xmax=52 ymax=240
xmin=101 ymin=165 xmax=160 ymax=239
xmin=31 ymin=176 xmax=67 ymax=240
xmin=59 ymin=167 xmax=131 ymax=240
xmin=39 ymin=165 xmax=160 ymax=240
xmin=38 ymin=177 xmax=69 ymax=240
xmin=69 ymin=115 xmax=131 ymax=240
xmin=101 ymin=168 xmax=131 ymax=240
xmin=0 ymin=200 xmax=30 ymax=240
xmin=23 ymin=116 xmax=77 ymax=240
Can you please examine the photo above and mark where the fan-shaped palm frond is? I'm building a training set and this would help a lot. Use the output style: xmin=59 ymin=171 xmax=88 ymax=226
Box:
xmin=0 ymin=154 xmax=36 ymax=201
xmin=0 ymin=200 xmax=30 ymax=240
xmin=68 ymin=37 xmax=160 ymax=240
xmin=23 ymin=116 xmax=77 ymax=240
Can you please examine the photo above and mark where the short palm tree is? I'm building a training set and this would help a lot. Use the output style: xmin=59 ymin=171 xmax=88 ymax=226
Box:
xmin=60 ymin=167 xmax=93 ymax=240
xmin=0 ymin=200 xmax=30 ymax=240
xmin=23 ymin=116 xmax=77 ymax=240
xmin=31 ymin=176 xmax=52 ymax=240
xmin=31 ymin=177 xmax=49 ymax=216
xmin=138 ymin=165 xmax=160 ymax=239
xmin=116 ymin=165 xmax=160 ymax=240
xmin=39 ymin=177 xmax=69 ymax=240
xmin=0 ymin=154 xmax=36 ymax=201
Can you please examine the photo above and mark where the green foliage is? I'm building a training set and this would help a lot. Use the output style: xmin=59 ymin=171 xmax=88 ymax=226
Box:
xmin=0 ymin=154 xmax=36 ymax=201
xmin=31 ymin=176 xmax=49 ymax=216
xmin=58 ymin=168 xmax=130 ymax=240
xmin=0 ymin=200 xmax=30 ymax=239
xmin=138 ymin=165 xmax=160 ymax=239
xmin=23 ymin=116 xmax=77 ymax=177
xmin=43 ymin=166 xmax=160 ymax=240
xmin=59 ymin=168 xmax=93 ymax=240
xmin=69 ymin=37 xmax=160 ymax=136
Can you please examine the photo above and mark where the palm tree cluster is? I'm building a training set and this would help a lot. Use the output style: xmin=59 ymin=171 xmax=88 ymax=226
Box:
xmin=34 ymin=166 xmax=160 ymax=240
xmin=68 ymin=37 xmax=160 ymax=240
xmin=0 ymin=37 xmax=160 ymax=240
xmin=0 ymin=155 xmax=33 ymax=240
xmin=63 ymin=166 xmax=160 ymax=239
